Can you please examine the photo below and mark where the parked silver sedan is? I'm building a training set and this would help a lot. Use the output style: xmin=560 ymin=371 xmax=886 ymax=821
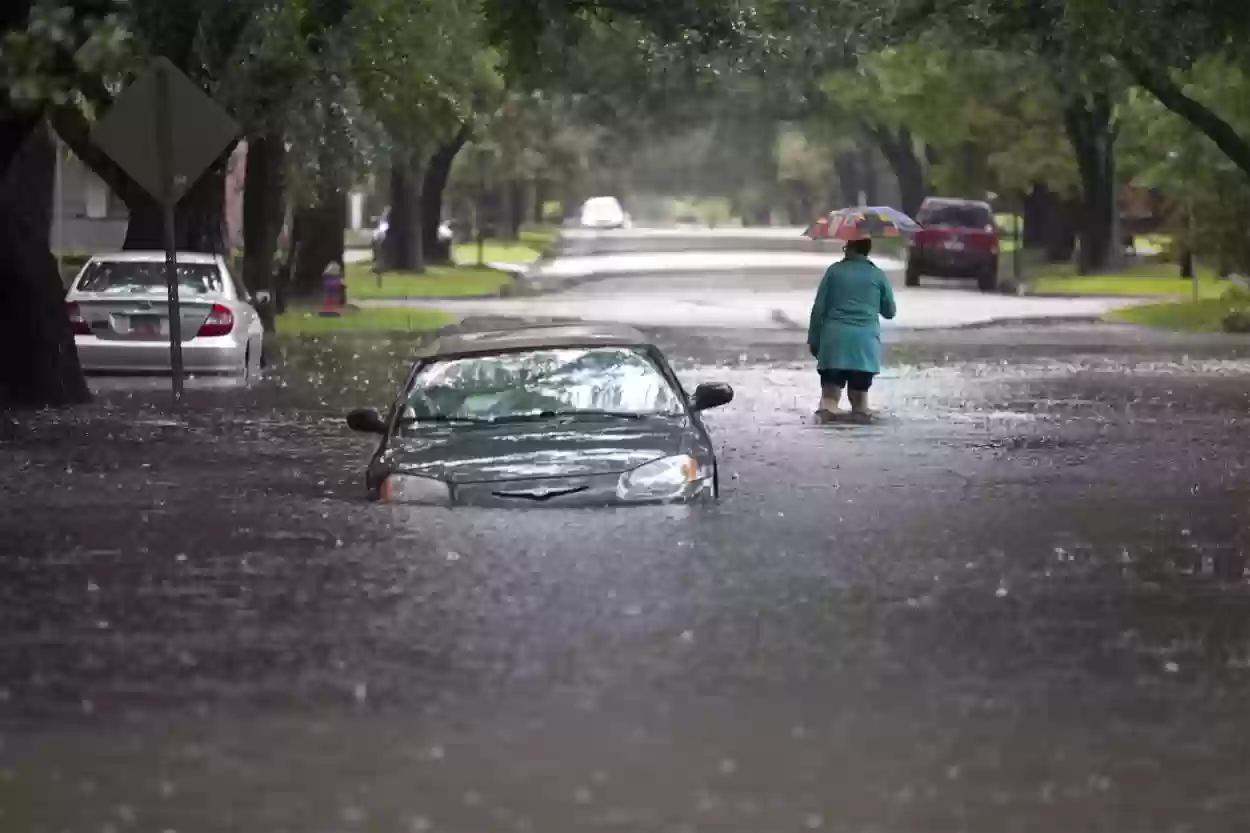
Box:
xmin=66 ymin=251 xmax=265 ymax=377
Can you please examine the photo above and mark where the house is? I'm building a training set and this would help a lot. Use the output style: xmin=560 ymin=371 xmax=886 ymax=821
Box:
xmin=53 ymin=136 xmax=370 ymax=256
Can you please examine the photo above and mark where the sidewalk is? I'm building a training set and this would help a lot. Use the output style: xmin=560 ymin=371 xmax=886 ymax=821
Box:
xmin=523 ymin=251 xmax=905 ymax=284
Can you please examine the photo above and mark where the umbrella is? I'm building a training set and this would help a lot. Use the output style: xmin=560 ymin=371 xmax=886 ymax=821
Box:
xmin=803 ymin=206 xmax=922 ymax=241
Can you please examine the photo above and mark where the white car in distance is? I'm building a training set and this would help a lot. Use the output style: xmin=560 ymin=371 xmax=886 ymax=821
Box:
xmin=579 ymin=196 xmax=630 ymax=230
xmin=66 ymin=251 xmax=265 ymax=377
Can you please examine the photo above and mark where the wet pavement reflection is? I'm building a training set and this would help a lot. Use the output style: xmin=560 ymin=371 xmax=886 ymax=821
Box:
xmin=4 ymin=324 xmax=1250 ymax=831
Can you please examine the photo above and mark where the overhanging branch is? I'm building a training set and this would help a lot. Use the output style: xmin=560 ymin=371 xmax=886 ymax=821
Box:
xmin=1119 ymin=49 xmax=1250 ymax=178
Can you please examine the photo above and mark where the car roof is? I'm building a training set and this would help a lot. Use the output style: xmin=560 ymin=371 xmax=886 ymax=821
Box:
xmin=920 ymin=197 xmax=992 ymax=210
xmin=86 ymin=251 xmax=224 ymax=264
xmin=420 ymin=323 xmax=652 ymax=359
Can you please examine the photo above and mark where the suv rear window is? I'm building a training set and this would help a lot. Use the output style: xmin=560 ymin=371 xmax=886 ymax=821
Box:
xmin=918 ymin=203 xmax=993 ymax=229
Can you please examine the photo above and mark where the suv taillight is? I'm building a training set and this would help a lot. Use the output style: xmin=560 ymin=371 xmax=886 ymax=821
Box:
xmin=196 ymin=304 xmax=234 ymax=337
xmin=66 ymin=302 xmax=90 ymax=335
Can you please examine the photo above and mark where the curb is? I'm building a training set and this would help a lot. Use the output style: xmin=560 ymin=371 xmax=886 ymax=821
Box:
xmin=924 ymin=315 xmax=1118 ymax=331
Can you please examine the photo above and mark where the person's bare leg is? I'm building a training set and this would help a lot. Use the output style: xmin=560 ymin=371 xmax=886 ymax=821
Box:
xmin=847 ymin=388 xmax=869 ymax=414
xmin=819 ymin=383 xmax=843 ymax=413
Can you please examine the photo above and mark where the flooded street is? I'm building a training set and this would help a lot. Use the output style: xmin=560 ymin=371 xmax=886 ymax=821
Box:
xmin=5 ymin=324 xmax=1250 ymax=832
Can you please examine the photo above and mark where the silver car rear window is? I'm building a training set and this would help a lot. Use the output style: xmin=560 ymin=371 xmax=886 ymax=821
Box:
xmin=76 ymin=261 xmax=224 ymax=295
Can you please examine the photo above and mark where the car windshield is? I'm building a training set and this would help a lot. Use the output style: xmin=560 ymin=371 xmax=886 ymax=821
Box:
xmin=400 ymin=346 xmax=684 ymax=426
xmin=75 ymin=260 xmax=225 ymax=296
xmin=918 ymin=203 xmax=992 ymax=228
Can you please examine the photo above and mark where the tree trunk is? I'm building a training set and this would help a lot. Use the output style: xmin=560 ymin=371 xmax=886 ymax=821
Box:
xmin=533 ymin=180 xmax=548 ymax=224
xmin=506 ymin=180 xmax=526 ymax=239
xmin=121 ymin=147 xmax=234 ymax=253
xmin=861 ymin=146 xmax=879 ymax=205
xmin=0 ymin=124 xmax=90 ymax=408
xmin=288 ymin=196 xmax=346 ymax=299
xmin=1023 ymin=183 xmax=1078 ymax=262
xmin=241 ymin=134 xmax=287 ymax=332
xmin=420 ymin=128 xmax=467 ymax=265
xmin=495 ymin=182 xmax=515 ymax=241
xmin=832 ymin=151 xmax=862 ymax=209
xmin=1063 ymin=92 xmax=1119 ymax=275
xmin=865 ymin=123 xmax=928 ymax=217
xmin=385 ymin=159 xmax=423 ymax=272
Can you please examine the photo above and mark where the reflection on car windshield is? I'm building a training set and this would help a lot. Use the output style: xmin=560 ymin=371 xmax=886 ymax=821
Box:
xmin=402 ymin=346 xmax=683 ymax=425
xmin=919 ymin=205 xmax=992 ymax=228
xmin=76 ymin=261 xmax=224 ymax=295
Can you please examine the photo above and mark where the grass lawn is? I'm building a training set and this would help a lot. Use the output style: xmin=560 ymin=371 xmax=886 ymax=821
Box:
xmin=451 ymin=228 xmax=558 ymax=265
xmin=276 ymin=306 xmax=453 ymax=336
xmin=345 ymin=262 xmax=514 ymax=299
xmin=1029 ymin=262 xmax=1224 ymax=298
xmin=1107 ymin=297 xmax=1250 ymax=332
xmin=453 ymin=240 xmax=542 ymax=264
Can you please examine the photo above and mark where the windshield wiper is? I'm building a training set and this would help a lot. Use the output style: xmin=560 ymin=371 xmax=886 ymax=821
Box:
xmin=492 ymin=409 xmax=650 ymax=423
xmin=396 ymin=414 xmax=494 ymax=427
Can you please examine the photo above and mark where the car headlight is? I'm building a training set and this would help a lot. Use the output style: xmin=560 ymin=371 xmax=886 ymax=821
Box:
xmin=379 ymin=473 xmax=452 ymax=506
xmin=615 ymin=455 xmax=709 ymax=503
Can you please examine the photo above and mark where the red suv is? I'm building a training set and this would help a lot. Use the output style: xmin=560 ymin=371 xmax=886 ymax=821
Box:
xmin=905 ymin=198 xmax=1000 ymax=291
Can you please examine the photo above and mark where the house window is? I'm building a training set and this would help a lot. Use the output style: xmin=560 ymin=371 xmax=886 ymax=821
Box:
xmin=84 ymin=175 xmax=109 ymax=219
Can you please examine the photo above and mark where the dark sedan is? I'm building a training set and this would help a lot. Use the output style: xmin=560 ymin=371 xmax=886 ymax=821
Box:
xmin=345 ymin=324 xmax=734 ymax=507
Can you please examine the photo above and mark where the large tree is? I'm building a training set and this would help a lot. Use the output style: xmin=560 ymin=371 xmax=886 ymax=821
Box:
xmin=0 ymin=1 xmax=125 ymax=407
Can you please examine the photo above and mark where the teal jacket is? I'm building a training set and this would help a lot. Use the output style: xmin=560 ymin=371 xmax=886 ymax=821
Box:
xmin=807 ymin=253 xmax=897 ymax=374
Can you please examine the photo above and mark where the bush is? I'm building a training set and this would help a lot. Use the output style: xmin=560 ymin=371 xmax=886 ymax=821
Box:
xmin=1221 ymin=308 xmax=1250 ymax=333
xmin=1222 ymin=282 xmax=1250 ymax=303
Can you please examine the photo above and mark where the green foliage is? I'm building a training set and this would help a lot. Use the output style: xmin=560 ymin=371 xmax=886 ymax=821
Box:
xmin=1 ymin=2 xmax=134 ymax=109
xmin=347 ymin=0 xmax=494 ymax=164
xmin=1119 ymin=57 xmax=1250 ymax=271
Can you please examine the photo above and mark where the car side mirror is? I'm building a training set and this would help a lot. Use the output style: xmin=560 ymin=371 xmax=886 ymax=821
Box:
xmin=346 ymin=407 xmax=388 ymax=434
xmin=691 ymin=382 xmax=734 ymax=412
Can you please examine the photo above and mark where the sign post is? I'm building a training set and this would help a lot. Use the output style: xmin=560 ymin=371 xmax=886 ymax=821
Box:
xmin=152 ymin=63 xmax=185 ymax=398
xmin=90 ymin=56 xmax=240 ymax=404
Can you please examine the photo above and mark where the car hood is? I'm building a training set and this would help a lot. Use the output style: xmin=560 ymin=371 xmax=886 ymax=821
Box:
xmin=386 ymin=417 xmax=688 ymax=484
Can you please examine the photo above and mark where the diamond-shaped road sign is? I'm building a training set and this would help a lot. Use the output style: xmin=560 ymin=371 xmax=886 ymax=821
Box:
xmin=91 ymin=57 xmax=240 ymax=207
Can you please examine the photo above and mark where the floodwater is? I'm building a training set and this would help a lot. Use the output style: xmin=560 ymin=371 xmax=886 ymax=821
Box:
xmin=4 ymin=324 xmax=1250 ymax=832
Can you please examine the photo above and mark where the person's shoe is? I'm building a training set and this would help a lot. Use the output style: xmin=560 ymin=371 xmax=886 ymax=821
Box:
xmin=848 ymin=409 xmax=873 ymax=424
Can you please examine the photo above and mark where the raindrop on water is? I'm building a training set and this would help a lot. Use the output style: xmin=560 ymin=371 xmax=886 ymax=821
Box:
xmin=804 ymin=813 xmax=824 ymax=828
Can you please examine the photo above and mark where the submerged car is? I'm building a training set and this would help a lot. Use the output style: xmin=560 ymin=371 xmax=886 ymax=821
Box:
xmin=905 ymin=197 xmax=1001 ymax=291
xmin=66 ymin=251 xmax=265 ymax=376
xmin=345 ymin=324 xmax=735 ymax=507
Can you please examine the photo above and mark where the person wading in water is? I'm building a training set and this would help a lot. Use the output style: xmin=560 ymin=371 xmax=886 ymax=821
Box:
xmin=807 ymin=233 xmax=897 ymax=419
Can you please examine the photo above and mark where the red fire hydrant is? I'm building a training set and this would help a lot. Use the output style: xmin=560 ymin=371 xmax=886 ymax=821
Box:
xmin=319 ymin=262 xmax=344 ymax=317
